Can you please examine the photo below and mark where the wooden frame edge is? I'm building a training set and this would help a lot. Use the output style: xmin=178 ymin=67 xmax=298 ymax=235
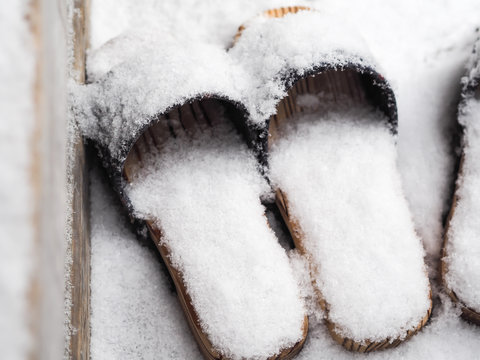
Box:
xmin=68 ymin=0 xmax=91 ymax=359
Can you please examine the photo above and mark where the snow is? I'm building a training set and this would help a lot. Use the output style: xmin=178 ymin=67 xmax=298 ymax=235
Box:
xmin=269 ymin=101 xmax=431 ymax=342
xmin=0 ymin=1 xmax=35 ymax=359
xmin=83 ymin=0 xmax=480 ymax=359
xmin=444 ymin=98 xmax=480 ymax=311
xmin=126 ymin=119 xmax=305 ymax=359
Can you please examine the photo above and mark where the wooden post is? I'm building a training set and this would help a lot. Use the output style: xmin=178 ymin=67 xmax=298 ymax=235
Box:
xmin=67 ymin=0 xmax=91 ymax=359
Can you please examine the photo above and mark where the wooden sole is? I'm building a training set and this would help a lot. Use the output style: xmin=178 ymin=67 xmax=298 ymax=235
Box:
xmin=441 ymin=154 xmax=480 ymax=325
xmin=276 ymin=189 xmax=433 ymax=352
xmin=123 ymin=99 xmax=309 ymax=359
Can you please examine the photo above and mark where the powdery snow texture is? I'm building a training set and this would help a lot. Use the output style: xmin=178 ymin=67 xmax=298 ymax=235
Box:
xmin=83 ymin=0 xmax=480 ymax=358
xmin=269 ymin=99 xmax=431 ymax=342
xmin=126 ymin=120 xmax=305 ymax=359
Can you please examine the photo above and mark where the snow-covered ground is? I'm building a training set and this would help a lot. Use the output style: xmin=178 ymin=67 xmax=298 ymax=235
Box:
xmin=88 ymin=0 xmax=480 ymax=358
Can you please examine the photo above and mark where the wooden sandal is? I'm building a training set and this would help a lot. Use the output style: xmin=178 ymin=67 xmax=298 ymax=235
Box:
xmin=441 ymin=36 xmax=480 ymax=325
xmin=86 ymin=97 xmax=308 ymax=359
xmin=122 ymin=98 xmax=308 ymax=359
xmin=232 ymin=7 xmax=433 ymax=352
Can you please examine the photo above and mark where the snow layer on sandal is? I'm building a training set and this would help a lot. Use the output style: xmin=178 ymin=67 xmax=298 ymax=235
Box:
xmin=126 ymin=121 xmax=305 ymax=359
xmin=269 ymin=99 xmax=431 ymax=342
xmin=229 ymin=10 xmax=378 ymax=124
xmin=445 ymin=98 xmax=480 ymax=310
xmin=75 ymin=31 xmax=250 ymax=165
xmin=75 ymin=9 xmax=385 ymax=167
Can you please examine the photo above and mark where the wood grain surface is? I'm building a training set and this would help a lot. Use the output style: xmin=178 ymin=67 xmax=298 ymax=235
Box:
xmin=68 ymin=0 xmax=91 ymax=359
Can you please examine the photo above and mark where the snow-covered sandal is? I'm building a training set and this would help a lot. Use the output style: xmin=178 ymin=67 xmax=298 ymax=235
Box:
xmin=231 ymin=7 xmax=432 ymax=352
xmin=77 ymin=40 xmax=307 ymax=359
xmin=441 ymin=37 xmax=480 ymax=325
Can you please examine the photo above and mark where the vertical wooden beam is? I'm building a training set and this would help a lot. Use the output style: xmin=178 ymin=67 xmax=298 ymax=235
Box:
xmin=69 ymin=141 xmax=90 ymax=360
xmin=68 ymin=0 xmax=91 ymax=359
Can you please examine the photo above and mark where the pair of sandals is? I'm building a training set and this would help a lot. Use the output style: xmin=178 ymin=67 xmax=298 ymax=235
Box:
xmin=78 ymin=6 xmax=480 ymax=360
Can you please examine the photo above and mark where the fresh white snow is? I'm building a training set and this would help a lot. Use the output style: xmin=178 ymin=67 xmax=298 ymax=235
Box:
xmin=84 ymin=0 xmax=480 ymax=359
